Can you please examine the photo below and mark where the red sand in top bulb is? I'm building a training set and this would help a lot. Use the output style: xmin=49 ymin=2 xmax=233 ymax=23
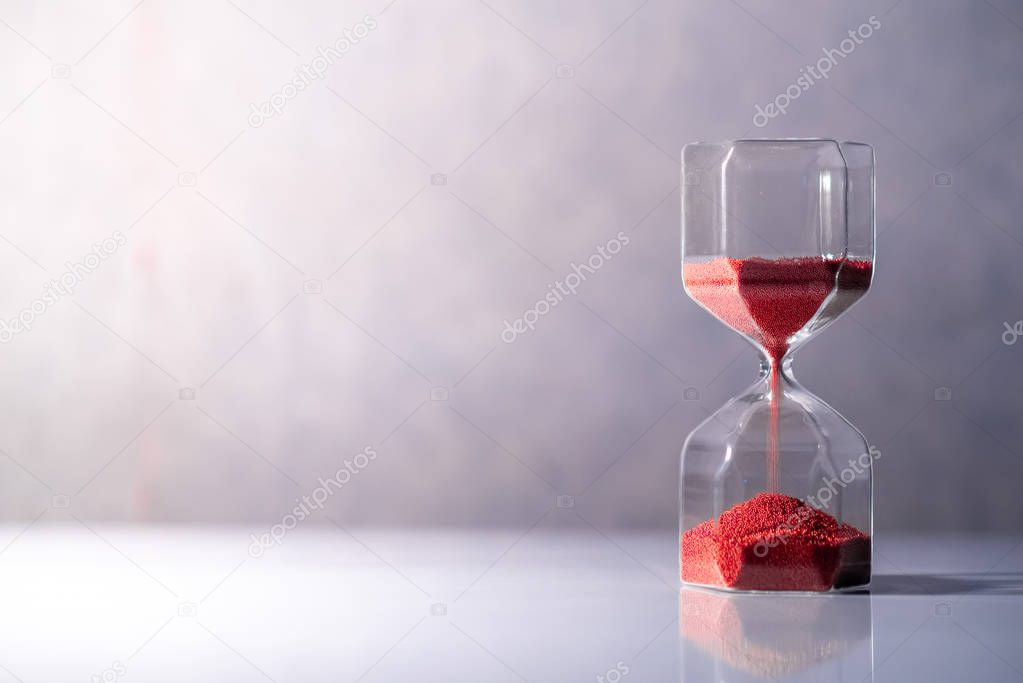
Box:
xmin=683 ymin=256 xmax=872 ymax=363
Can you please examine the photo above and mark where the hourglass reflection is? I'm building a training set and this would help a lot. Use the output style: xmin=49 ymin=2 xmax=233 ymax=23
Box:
xmin=679 ymin=140 xmax=875 ymax=592
xmin=678 ymin=588 xmax=873 ymax=680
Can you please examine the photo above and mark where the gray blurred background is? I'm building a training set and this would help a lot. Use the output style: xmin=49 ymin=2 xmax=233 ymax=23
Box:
xmin=0 ymin=0 xmax=1020 ymax=534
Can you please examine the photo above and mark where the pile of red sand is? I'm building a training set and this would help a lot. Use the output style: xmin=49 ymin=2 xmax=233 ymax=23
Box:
xmin=681 ymin=493 xmax=870 ymax=592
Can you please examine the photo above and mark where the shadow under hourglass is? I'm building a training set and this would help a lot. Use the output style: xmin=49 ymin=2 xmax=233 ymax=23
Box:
xmin=678 ymin=587 xmax=873 ymax=682
xmin=870 ymin=573 xmax=1023 ymax=595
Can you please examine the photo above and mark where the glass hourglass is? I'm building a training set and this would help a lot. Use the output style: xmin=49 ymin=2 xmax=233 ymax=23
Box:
xmin=679 ymin=139 xmax=875 ymax=593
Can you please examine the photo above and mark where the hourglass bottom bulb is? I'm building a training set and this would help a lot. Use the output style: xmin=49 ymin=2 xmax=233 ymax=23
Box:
xmin=681 ymin=493 xmax=870 ymax=592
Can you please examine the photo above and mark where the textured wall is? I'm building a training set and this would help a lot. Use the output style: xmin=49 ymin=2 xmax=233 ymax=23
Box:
xmin=0 ymin=0 xmax=1020 ymax=531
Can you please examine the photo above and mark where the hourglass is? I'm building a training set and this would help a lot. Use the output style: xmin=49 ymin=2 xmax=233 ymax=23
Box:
xmin=679 ymin=139 xmax=874 ymax=592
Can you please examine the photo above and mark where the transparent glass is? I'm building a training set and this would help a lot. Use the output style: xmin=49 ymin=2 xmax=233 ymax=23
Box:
xmin=678 ymin=588 xmax=873 ymax=679
xmin=679 ymin=139 xmax=875 ymax=593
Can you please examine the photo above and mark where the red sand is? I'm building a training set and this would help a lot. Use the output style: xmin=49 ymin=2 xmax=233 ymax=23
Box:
xmin=680 ymin=493 xmax=870 ymax=591
xmin=683 ymin=257 xmax=871 ymax=362
xmin=684 ymin=257 xmax=872 ymax=491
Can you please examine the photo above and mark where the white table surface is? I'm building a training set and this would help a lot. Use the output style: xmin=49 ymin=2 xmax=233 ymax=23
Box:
xmin=1 ymin=526 xmax=1021 ymax=682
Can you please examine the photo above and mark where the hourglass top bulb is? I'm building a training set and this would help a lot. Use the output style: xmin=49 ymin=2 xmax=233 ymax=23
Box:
xmin=683 ymin=256 xmax=872 ymax=363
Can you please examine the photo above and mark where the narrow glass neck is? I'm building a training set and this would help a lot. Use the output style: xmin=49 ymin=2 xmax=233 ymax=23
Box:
xmin=758 ymin=353 xmax=794 ymax=379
